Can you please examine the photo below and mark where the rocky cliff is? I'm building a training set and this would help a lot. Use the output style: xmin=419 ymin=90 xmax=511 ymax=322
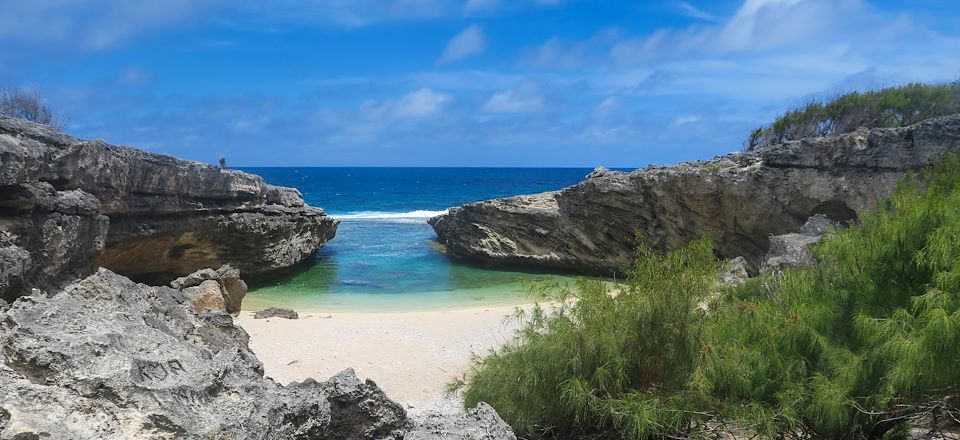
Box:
xmin=430 ymin=114 xmax=960 ymax=275
xmin=0 ymin=115 xmax=338 ymax=300
xmin=0 ymin=269 xmax=515 ymax=439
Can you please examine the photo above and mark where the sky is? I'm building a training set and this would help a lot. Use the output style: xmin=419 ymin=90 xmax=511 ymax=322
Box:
xmin=1 ymin=0 xmax=958 ymax=167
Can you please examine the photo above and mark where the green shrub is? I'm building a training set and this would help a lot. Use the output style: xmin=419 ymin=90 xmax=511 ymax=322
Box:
xmin=747 ymin=81 xmax=960 ymax=149
xmin=459 ymin=155 xmax=960 ymax=439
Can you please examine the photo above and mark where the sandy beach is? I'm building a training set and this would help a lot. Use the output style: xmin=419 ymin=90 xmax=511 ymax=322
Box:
xmin=236 ymin=304 xmax=527 ymax=414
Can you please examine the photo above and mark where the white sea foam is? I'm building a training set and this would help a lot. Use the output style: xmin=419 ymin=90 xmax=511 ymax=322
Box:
xmin=334 ymin=209 xmax=449 ymax=220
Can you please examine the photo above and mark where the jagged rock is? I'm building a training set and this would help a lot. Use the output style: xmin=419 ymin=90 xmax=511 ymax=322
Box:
xmin=216 ymin=264 xmax=248 ymax=313
xmin=0 ymin=182 xmax=108 ymax=301
xmin=760 ymin=214 xmax=843 ymax=273
xmin=171 ymin=265 xmax=247 ymax=314
xmin=183 ymin=279 xmax=227 ymax=312
xmin=405 ymin=403 xmax=517 ymax=440
xmin=717 ymin=256 xmax=749 ymax=287
xmin=0 ymin=269 xmax=405 ymax=439
xmin=585 ymin=166 xmax=619 ymax=179
xmin=170 ymin=268 xmax=219 ymax=289
xmin=0 ymin=268 xmax=516 ymax=440
xmin=431 ymin=114 xmax=960 ymax=274
xmin=0 ymin=114 xmax=338 ymax=299
xmin=254 ymin=307 xmax=300 ymax=320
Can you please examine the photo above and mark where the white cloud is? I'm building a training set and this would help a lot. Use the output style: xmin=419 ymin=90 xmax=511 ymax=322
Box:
xmin=439 ymin=24 xmax=487 ymax=64
xmin=361 ymin=88 xmax=452 ymax=119
xmin=672 ymin=115 xmax=703 ymax=126
xmin=481 ymin=82 xmax=546 ymax=113
xmin=678 ymin=2 xmax=716 ymax=21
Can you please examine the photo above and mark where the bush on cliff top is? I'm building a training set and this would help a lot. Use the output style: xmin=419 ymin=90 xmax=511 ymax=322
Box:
xmin=0 ymin=87 xmax=67 ymax=129
xmin=747 ymin=80 xmax=960 ymax=149
xmin=459 ymin=155 xmax=960 ymax=439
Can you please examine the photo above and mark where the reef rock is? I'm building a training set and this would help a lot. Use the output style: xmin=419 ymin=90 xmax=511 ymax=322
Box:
xmin=0 ymin=269 xmax=515 ymax=439
xmin=431 ymin=114 xmax=960 ymax=275
xmin=254 ymin=307 xmax=300 ymax=320
xmin=0 ymin=115 xmax=337 ymax=299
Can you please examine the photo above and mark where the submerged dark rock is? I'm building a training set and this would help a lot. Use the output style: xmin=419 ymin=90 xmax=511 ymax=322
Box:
xmin=431 ymin=114 xmax=960 ymax=275
xmin=0 ymin=269 xmax=515 ymax=439
xmin=0 ymin=114 xmax=338 ymax=300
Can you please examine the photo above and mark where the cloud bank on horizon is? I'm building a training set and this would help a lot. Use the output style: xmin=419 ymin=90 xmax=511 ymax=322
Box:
xmin=0 ymin=0 xmax=957 ymax=167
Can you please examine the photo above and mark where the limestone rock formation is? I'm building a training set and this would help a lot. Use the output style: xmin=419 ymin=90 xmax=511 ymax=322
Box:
xmin=0 ymin=114 xmax=338 ymax=299
xmin=431 ymin=114 xmax=960 ymax=275
xmin=254 ymin=307 xmax=300 ymax=320
xmin=0 ymin=269 xmax=515 ymax=439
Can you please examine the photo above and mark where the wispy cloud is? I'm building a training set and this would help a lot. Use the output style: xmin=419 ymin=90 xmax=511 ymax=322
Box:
xmin=678 ymin=2 xmax=716 ymax=21
xmin=439 ymin=25 xmax=487 ymax=64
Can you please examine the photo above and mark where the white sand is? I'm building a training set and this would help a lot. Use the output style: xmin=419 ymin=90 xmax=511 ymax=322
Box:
xmin=236 ymin=305 xmax=526 ymax=414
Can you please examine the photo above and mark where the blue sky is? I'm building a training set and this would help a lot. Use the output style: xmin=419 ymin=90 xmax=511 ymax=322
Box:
xmin=1 ymin=0 xmax=958 ymax=167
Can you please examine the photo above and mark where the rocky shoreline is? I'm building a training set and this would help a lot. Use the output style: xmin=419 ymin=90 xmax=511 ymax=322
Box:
xmin=0 ymin=115 xmax=517 ymax=439
xmin=430 ymin=114 xmax=960 ymax=275
xmin=0 ymin=269 xmax=515 ymax=439
xmin=0 ymin=114 xmax=338 ymax=300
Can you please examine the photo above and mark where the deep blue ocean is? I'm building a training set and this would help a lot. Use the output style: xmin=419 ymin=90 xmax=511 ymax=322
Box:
xmin=238 ymin=168 xmax=600 ymax=311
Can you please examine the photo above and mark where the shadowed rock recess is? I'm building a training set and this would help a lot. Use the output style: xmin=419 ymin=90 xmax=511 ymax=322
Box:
xmin=430 ymin=114 xmax=960 ymax=275
xmin=0 ymin=269 xmax=515 ymax=439
xmin=0 ymin=114 xmax=338 ymax=300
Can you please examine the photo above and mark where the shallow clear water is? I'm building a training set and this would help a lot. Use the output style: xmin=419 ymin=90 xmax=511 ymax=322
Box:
xmin=239 ymin=168 xmax=604 ymax=312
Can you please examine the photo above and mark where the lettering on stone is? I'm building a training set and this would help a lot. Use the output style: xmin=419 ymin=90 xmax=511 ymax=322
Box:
xmin=173 ymin=388 xmax=210 ymax=407
xmin=135 ymin=359 xmax=186 ymax=382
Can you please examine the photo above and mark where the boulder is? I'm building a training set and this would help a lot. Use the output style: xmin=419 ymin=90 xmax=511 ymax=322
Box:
xmin=182 ymin=279 xmax=226 ymax=312
xmin=405 ymin=403 xmax=517 ymax=440
xmin=0 ymin=269 xmax=404 ymax=439
xmin=254 ymin=307 xmax=300 ymax=320
xmin=760 ymin=214 xmax=844 ymax=273
xmin=0 ymin=269 xmax=516 ymax=439
xmin=717 ymin=256 xmax=750 ymax=287
xmin=431 ymin=114 xmax=960 ymax=275
xmin=170 ymin=265 xmax=247 ymax=314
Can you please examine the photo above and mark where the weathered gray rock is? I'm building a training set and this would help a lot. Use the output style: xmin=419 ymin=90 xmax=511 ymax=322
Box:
xmin=216 ymin=264 xmax=248 ymax=313
xmin=182 ymin=279 xmax=227 ymax=312
xmin=0 ymin=269 xmax=516 ymax=439
xmin=0 ymin=269 xmax=405 ymax=439
xmin=431 ymin=114 xmax=960 ymax=275
xmin=0 ymin=182 xmax=108 ymax=301
xmin=760 ymin=214 xmax=843 ymax=273
xmin=254 ymin=307 xmax=300 ymax=320
xmin=0 ymin=114 xmax=338 ymax=299
xmin=171 ymin=264 xmax=247 ymax=314
xmin=405 ymin=403 xmax=517 ymax=440
xmin=717 ymin=256 xmax=750 ymax=287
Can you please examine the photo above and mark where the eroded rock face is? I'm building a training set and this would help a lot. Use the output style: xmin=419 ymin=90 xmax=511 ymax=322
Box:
xmin=0 ymin=115 xmax=338 ymax=299
xmin=0 ymin=269 xmax=516 ymax=439
xmin=431 ymin=114 xmax=960 ymax=275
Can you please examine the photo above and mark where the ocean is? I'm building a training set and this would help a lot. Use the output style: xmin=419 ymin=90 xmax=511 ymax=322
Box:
xmin=238 ymin=167 xmax=600 ymax=312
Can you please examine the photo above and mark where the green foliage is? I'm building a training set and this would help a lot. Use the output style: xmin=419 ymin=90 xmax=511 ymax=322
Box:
xmin=459 ymin=155 xmax=960 ymax=439
xmin=747 ymin=81 xmax=960 ymax=149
